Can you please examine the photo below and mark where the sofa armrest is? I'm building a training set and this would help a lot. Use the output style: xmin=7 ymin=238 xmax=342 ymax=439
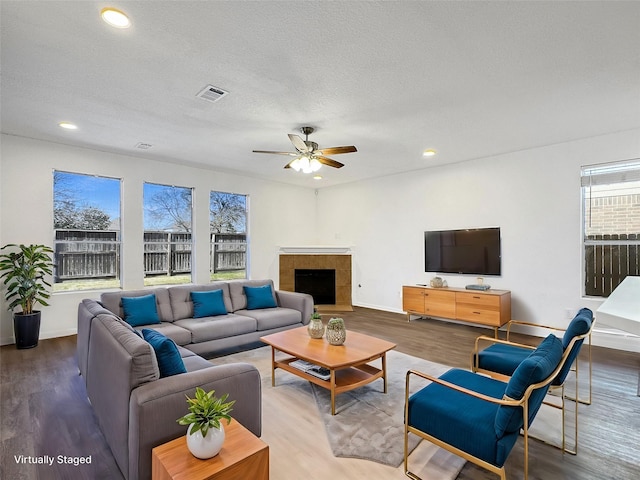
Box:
xmin=129 ymin=362 xmax=261 ymax=480
xmin=276 ymin=290 xmax=314 ymax=325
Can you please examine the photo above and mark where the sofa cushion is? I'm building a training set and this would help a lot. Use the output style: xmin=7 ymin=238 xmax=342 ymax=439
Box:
xmin=174 ymin=314 xmax=257 ymax=343
xmin=122 ymin=294 xmax=161 ymax=327
xmin=495 ymin=334 xmax=562 ymax=436
xmin=191 ymin=289 xmax=228 ymax=318
xmin=142 ymin=329 xmax=187 ymax=378
xmin=182 ymin=354 xmax=217 ymax=372
xmin=143 ymin=322 xmax=193 ymax=346
xmin=101 ymin=288 xmax=174 ymax=322
xmin=228 ymin=279 xmax=275 ymax=312
xmin=235 ymin=307 xmax=302 ymax=331
xmin=168 ymin=283 xmax=234 ymax=320
xmin=244 ymin=285 xmax=277 ymax=309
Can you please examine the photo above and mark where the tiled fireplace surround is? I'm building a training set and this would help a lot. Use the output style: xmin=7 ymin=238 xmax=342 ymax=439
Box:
xmin=279 ymin=251 xmax=352 ymax=311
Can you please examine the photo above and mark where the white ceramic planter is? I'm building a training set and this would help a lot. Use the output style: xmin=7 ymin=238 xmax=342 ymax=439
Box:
xmin=186 ymin=423 xmax=225 ymax=459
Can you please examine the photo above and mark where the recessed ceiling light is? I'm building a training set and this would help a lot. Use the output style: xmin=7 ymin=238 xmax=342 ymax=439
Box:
xmin=423 ymin=149 xmax=437 ymax=157
xmin=101 ymin=8 xmax=131 ymax=28
xmin=313 ymin=175 xmax=323 ymax=180
xmin=58 ymin=122 xmax=78 ymax=130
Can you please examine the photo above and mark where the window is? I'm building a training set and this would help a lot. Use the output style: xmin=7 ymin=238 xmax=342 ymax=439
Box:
xmin=582 ymin=159 xmax=640 ymax=297
xmin=143 ymin=183 xmax=193 ymax=286
xmin=53 ymin=171 xmax=121 ymax=291
xmin=210 ymin=191 xmax=248 ymax=280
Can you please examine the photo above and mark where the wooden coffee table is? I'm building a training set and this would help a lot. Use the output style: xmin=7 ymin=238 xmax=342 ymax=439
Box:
xmin=260 ymin=326 xmax=396 ymax=415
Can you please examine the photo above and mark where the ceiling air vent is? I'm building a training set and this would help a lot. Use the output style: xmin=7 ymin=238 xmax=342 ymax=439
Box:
xmin=135 ymin=142 xmax=153 ymax=149
xmin=196 ymin=85 xmax=229 ymax=103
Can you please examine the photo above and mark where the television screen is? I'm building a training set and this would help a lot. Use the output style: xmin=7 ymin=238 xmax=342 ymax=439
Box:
xmin=425 ymin=227 xmax=501 ymax=275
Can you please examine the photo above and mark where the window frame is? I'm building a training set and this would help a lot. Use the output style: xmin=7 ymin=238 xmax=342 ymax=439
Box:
xmin=52 ymin=170 xmax=122 ymax=292
xmin=209 ymin=190 xmax=248 ymax=281
xmin=581 ymin=159 xmax=640 ymax=297
xmin=143 ymin=182 xmax=194 ymax=286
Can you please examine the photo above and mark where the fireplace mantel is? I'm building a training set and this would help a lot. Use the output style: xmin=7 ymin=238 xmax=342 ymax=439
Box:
xmin=279 ymin=246 xmax=351 ymax=254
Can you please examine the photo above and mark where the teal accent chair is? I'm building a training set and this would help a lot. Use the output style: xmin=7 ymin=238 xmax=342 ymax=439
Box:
xmin=470 ymin=308 xmax=594 ymax=454
xmin=404 ymin=334 xmax=564 ymax=480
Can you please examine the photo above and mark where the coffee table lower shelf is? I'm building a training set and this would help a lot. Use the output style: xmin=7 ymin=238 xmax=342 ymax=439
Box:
xmin=272 ymin=354 xmax=388 ymax=415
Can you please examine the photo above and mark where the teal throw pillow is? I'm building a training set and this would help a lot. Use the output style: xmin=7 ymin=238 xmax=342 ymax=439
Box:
xmin=191 ymin=289 xmax=227 ymax=318
xmin=244 ymin=285 xmax=277 ymax=310
xmin=142 ymin=329 xmax=187 ymax=378
xmin=121 ymin=294 xmax=160 ymax=327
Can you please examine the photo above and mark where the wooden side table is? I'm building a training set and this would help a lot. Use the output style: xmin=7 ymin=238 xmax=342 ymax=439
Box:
xmin=152 ymin=419 xmax=268 ymax=480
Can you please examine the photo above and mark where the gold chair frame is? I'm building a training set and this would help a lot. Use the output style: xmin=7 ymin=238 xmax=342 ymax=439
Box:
xmin=404 ymin=348 xmax=571 ymax=480
xmin=470 ymin=318 xmax=594 ymax=455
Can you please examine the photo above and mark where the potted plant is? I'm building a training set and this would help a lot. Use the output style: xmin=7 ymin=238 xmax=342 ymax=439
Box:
xmin=326 ymin=317 xmax=346 ymax=345
xmin=307 ymin=309 xmax=325 ymax=338
xmin=177 ymin=387 xmax=235 ymax=459
xmin=0 ymin=244 xmax=54 ymax=349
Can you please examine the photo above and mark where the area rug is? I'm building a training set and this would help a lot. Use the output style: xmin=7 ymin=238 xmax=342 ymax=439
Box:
xmin=214 ymin=346 xmax=467 ymax=479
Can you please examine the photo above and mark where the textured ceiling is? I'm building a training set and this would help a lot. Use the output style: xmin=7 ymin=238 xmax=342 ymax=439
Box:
xmin=1 ymin=1 xmax=639 ymax=188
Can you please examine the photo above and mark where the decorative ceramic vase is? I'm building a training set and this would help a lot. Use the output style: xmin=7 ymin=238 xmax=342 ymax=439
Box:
xmin=307 ymin=316 xmax=325 ymax=338
xmin=186 ymin=423 xmax=225 ymax=459
xmin=326 ymin=318 xmax=346 ymax=346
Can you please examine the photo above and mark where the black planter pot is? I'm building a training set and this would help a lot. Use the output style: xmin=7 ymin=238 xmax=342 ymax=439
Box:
xmin=14 ymin=311 xmax=41 ymax=349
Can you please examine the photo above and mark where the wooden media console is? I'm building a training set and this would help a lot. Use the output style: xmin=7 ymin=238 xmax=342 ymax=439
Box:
xmin=402 ymin=285 xmax=511 ymax=337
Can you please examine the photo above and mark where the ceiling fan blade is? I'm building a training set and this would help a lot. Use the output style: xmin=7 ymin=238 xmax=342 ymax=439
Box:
xmin=288 ymin=134 xmax=310 ymax=153
xmin=252 ymin=150 xmax=298 ymax=156
xmin=316 ymin=145 xmax=357 ymax=155
xmin=316 ymin=156 xmax=344 ymax=169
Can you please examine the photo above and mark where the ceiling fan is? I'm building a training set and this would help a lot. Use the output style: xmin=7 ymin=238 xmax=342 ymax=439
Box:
xmin=253 ymin=126 xmax=357 ymax=173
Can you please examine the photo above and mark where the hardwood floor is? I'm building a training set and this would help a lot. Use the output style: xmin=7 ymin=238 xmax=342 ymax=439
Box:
xmin=1 ymin=307 xmax=638 ymax=479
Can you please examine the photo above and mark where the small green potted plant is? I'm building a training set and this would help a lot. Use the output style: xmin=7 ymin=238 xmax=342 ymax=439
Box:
xmin=177 ymin=387 xmax=235 ymax=459
xmin=307 ymin=309 xmax=325 ymax=338
xmin=0 ymin=244 xmax=54 ymax=349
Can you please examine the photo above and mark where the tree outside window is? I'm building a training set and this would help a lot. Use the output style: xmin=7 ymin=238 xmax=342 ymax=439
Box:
xmin=143 ymin=183 xmax=193 ymax=286
xmin=53 ymin=171 xmax=121 ymax=291
xmin=210 ymin=191 xmax=247 ymax=280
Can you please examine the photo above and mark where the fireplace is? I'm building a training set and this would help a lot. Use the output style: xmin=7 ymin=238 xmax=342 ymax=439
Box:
xmin=294 ymin=269 xmax=336 ymax=305
xmin=279 ymin=249 xmax=352 ymax=311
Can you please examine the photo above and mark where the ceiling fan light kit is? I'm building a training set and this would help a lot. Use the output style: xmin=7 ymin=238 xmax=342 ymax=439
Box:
xmin=253 ymin=126 xmax=357 ymax=174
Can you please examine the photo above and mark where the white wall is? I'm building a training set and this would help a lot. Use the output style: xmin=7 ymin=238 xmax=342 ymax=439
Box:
xmin=0 ymin=134 xmax=317 ymax=344
xmin=3 ymin=130 xmax=639 ymax=352
xmin=316 ymin=128 xmax=640 ymax=352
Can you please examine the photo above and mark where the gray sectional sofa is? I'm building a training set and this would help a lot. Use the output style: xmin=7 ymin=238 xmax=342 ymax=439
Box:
xmin=77 ymin=279 xmax=313 ymax=480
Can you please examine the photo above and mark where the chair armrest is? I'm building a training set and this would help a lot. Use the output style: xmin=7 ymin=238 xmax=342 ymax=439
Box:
xmin=406 ymin=369 xmax=521 ymax=407
xmin=128 ymin=363 xmax=261 ymax=480
xmin=505 ymin=319 xmax=566 ymax=340
xmin=275 ymin=290 xmax=314 ymax=325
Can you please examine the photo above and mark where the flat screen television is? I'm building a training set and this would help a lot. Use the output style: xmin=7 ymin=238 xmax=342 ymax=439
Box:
xmin=424 ymin=227 xmax=501 ymax=275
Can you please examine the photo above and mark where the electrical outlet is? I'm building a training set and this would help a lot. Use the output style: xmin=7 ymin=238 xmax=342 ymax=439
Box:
xmin=565 ymin=308 xmax=573 ymax=319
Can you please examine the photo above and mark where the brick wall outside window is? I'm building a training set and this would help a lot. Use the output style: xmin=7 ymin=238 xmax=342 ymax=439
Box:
xmin=585 ymin=193 xmax=640 ymax=235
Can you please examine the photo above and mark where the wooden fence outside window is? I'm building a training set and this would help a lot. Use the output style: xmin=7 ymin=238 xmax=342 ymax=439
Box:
xmin=54 ymin=229 xmax=246 ymax=282
xmin=584 ymin=233 xmax=639 ymax=296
